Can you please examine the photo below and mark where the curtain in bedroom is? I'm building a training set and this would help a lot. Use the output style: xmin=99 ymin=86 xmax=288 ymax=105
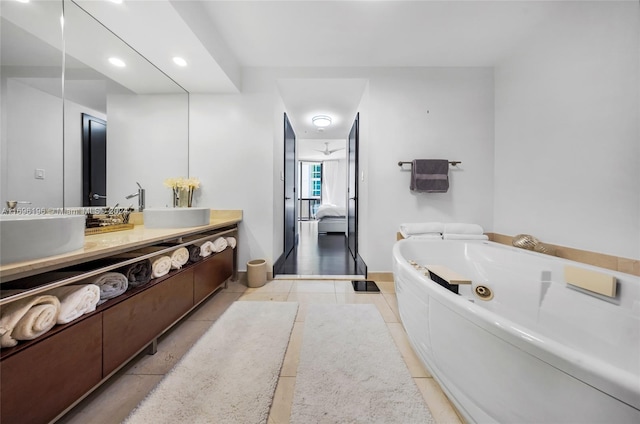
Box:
xmin=321 ymin=159 xmax=347 ymax=208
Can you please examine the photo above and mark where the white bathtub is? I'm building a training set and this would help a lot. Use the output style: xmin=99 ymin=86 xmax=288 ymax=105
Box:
xmin=392 ymin=239 xmax=640 ymax=423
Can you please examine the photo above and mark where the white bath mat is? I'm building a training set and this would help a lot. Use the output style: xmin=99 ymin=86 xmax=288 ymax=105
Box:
xmin=291 ymin=303 xmax=434 ymax=423
xmin=124 ymin=301 xmax=298 ymax=424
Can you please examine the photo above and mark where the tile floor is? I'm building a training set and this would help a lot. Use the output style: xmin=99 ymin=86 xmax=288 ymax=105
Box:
xmin=59 ymin=278 xmax=463 ymax=424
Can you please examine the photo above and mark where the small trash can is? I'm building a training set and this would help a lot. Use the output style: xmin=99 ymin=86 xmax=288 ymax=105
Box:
xmin=246 ymin=259 xmax=267 ymax=288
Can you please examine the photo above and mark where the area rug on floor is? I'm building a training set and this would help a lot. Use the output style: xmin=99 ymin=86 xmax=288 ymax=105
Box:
xmin=290 ymin=303 xmax=434 ymax=424
xmin=125 ymin=301 xmax=298 ymax=424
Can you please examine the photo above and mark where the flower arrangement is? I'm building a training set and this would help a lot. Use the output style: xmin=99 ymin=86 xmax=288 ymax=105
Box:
xmin=163 ymin=177 xmax=200 ymax=207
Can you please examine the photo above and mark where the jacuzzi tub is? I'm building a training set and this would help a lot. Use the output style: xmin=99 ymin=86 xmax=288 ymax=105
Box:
xmin=392 ymin=239 xmax=640 ymax=423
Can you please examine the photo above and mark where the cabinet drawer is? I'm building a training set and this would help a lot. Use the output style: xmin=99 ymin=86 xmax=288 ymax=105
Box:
xmin=193 ymin=248 xmax=233 ymax=305
xmin=102 ymin=269 xmax=194 ymax=376
xmin=0 ymin=314 xmax=103 ymax=424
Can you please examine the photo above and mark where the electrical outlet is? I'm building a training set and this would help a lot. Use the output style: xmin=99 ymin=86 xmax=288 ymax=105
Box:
xmin=35 ymin=169 xmax=45 ymax=180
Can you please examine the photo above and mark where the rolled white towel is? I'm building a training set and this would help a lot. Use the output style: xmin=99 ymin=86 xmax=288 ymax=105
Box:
xmin=45 ymin=285 xmax=101 ymax=325
xmin=411 ymin=234 xmax=444 ymax=240
xmin=170 ymin=247 xmax=190 ymax=270
xmin=0 ymin=293 xmax=61 ymax=348
xmin=443 ymin=223 xmax=484 ymax=235
xmin=212 ymin=237 xmax=228 ymax=253
xmin=443 ymin=233 xmax=488 ymax=240
xmin=151 ymin=256 xmax=172 ymax=278
xmin=225 ymin=236 xmax=237 ymax=249
xmin=399 ymin=222 xmax=444 ymax=238
xmin=200 ymin=241 xmax=214 ymax=258
xmin=89 ymin=272 xmax=128 ymax=305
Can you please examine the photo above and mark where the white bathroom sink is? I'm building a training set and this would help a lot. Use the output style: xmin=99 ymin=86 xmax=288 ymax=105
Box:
xmin=143 ymin=207 xmax=210 ymax=229
xmin=0 ymin=214 xmax=86 ymax=265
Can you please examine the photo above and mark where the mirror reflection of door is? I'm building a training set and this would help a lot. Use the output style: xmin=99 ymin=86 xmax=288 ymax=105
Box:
xmin=82 ymin=113 xmax=107 ymax=207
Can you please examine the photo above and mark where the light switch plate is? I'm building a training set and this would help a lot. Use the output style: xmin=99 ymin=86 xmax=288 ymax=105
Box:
xmin=35 ymin=168 xmax=45 ymax=180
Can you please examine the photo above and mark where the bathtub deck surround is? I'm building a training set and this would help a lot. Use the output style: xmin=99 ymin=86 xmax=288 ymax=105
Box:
xmin=393 ymin=239 xmax=640 ymax=423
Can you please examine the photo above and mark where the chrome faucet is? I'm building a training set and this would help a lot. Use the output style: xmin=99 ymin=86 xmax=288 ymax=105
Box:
xmin=4 ymin=200 xmax=31 ymax=213
xmin=125 ymin=182 xmax=145 ymax=212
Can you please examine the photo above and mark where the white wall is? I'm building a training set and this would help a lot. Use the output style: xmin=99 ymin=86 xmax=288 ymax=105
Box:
xmin=106 ymin=94 xmax=188 ymax=209
xmin=3 ymin=79 xmax=63 ymax=208
xmin=190 ymin=71 xmax=282 ymax=271
xmin=63 ymin=100 xmax=106 ymax=207
xmin=363 ymin=68 xmax=495 ymax=270
xmin=494 ymin=1 xmax=639 ymax=259
xmin=189 ymin=68 xmax=494 ymax=272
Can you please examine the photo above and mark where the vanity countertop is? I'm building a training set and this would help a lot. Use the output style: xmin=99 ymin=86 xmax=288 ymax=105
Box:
xmin=0 ymin=209 xmax=242 ymax=282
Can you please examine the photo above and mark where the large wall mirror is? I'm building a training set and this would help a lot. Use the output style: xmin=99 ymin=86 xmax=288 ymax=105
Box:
xmin=1 ymin=0 xmax=188 ymax=211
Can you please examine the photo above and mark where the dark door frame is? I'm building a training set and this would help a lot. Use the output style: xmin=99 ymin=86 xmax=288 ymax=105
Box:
xmin=81 ymin=113 xmax=107 ymax=207
xmin=347 ymin=113 xmax=367 ymax=276
xmin=274 ymin=113 xmax=297 ymax=274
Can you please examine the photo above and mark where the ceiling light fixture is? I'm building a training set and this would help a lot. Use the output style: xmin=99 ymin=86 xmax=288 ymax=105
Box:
xmin=15 ymin=0 xmax=30 ymax=3
xmin=312 ymin=115 xmax=332 ymax=127
xmin=108 ymin=57 xmax=126 ymax=67
xmin=110 ymin=0 xmax=123 ymax=4
xmin=173 ymin=57 xmax=188 ymax=67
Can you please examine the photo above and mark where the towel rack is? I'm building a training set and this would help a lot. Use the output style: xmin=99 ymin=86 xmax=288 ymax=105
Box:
xmin=398 ymin=160 xmax=461 ymax=167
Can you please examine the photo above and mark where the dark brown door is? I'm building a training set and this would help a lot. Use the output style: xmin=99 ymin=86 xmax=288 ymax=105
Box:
xmin=82 ymin=113 xmax=107 ymax=207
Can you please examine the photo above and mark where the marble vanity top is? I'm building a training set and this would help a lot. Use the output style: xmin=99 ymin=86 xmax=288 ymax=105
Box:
xmin=0 ymin=209 xmax=242 ymax=282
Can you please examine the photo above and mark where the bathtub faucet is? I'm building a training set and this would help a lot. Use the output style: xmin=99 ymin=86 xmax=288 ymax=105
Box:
xmin=125 ymin=182 xmax=145 ymax=212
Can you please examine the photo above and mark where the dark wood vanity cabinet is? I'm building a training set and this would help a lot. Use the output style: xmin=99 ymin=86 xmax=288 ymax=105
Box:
xmin=0 ymin=243 xmax=235 ymax=424
xmin=0 ymin=313 xmax=103 ymax=424
xmin=103 ymin=268 xmax=195 ymax=376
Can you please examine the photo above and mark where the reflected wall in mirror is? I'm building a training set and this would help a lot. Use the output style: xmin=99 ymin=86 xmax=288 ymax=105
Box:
xmin=1 ymin=0 xmax=64 ymax=209
xmin=64 ymin=0 xmax=189 ymax=210
xmin=0 ymin=0 xmax=189 ymax=211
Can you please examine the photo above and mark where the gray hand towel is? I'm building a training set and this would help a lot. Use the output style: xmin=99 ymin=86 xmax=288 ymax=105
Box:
xmin=410 ymin=159 xmax=449 ymax=193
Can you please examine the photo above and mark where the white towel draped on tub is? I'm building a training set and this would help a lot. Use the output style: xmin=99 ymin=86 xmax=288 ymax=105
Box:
xmin=225 ymin=236 xmax=237 ymax=249
xmin=442 ymin=223 xmax=488 ymax=240
xmin=212 ymin=237 xmax=228 ymax=253
xmin=170 ymin=247 xmax=190 ymax=270
xmin=45 ymin=285 xmax=100 ymax=324
xmin=151 ymin=256 xmax=172 ymax=278
xmin=90 ymin=272 xmax=128 ymax=305
xmin=0 ymin=292 xmax=61 ymax=348
xmin=399 ymin=222 xmax=444 ymax=239
xmin=200 ymin=241 xmax=214 ymax=258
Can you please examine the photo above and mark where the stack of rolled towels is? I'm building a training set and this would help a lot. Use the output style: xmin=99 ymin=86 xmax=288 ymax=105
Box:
xmin=88 ymin=272 xmax=129 ymax=304
xmin=117 ymin=259 xmax=152 ymax=289
xmin=199 ymin=236 xmax=234 ymax=258
xmin=399 ymin=222 xmax=488 ymax=240
xmin=0 ymin=283 xmax=102 ymax=348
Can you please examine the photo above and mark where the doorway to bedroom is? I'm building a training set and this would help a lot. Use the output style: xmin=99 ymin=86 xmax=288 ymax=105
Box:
xmin=279 ymin=142 xmax=356 ymax=276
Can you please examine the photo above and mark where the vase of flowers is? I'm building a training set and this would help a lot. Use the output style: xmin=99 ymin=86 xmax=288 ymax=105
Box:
xmin=164 ymin=177 xmax=200 ymax=207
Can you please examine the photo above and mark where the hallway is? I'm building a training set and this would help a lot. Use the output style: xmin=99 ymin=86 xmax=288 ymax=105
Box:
xmin=280 ymin=221 xmax=359 ymax=276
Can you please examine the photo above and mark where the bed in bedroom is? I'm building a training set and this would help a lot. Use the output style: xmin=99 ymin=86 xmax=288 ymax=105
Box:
xmin=315 ymin=204 xmax=346 ymax=234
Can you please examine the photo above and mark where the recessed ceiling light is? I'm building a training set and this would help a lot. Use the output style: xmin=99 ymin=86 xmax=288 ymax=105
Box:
xmin=172 ymin=57 xmax=188 ymax=67
xmin=312 ymin=115 xmax=332 ymax=127
xmin=108 ymin=57 xmax=126 ymax=67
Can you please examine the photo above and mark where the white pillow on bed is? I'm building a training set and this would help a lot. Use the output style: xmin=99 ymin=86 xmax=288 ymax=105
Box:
xmin=316 ymin=204 xmax=346 ymax=219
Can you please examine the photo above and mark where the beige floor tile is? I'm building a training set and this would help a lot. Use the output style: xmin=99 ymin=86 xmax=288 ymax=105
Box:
xmin=337 ymin=292 xmax=398 ymax=323
xmin=286 ymin=292 xmax=337 ymax=321
xmin=267 ymin=376 xmax=296 ymax=424
xmin=58 ymin=373 xmax=163 ymax=424
xmin=126 ymin=320 xmax=213 ymax=375
xmin=237 ymin=292 xmax=289 ymax=301
xmin=375 ymin=280 xmax=396 ymax=293
xmin=221 ymin=279 xmax=249 ymax=293
xmin=245 ymin=279 xmax=293 ymax=294
xmin=382 ymin=292 xmax=402 ymax=322
xmin=187 ymin=291 xmax=242 ymax=321
xmin=414 ymin=378 xmax=463 ymax=424
xmin=289 ymin=280 xmax=336 ymax=293
xmin=386 ymin=322 xmax=431 ymax=378
xmin=280 ymin=322 xmax=304 ymax=377
xmin=334 ymin=280 xmax=355 ymax=293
